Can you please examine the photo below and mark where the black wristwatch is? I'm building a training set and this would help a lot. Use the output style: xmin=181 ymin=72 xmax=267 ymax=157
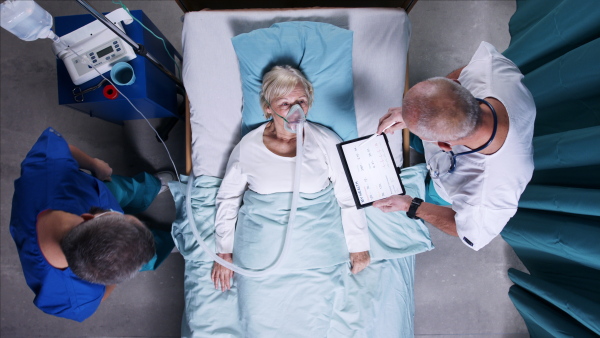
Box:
xmin=406 ymin=197 xmax=423 ymax=220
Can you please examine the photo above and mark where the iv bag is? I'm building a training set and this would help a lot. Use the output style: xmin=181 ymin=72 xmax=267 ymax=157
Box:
xmin=1 ymin=0 xmax=56 ymax=41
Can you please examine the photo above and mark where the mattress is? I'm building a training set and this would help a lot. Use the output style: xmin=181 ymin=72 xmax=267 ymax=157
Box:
xmin=169 ymin=164 xmax=433 ymax=337
xmin=182 ymin=7 xmax=411 ymax=178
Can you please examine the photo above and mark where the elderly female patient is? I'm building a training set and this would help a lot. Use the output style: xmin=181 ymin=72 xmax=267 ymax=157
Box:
xmin=212 ymin=65 xmax=371 ymax=291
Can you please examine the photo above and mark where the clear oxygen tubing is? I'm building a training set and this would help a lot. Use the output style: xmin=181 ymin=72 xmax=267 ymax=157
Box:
xmin=65 ymin=22 xmax=304 ymax=277
xmin=185 ymin=118 xmax=305 ymax=277
xmin=65 ymin=47 xmax=181 ymax=183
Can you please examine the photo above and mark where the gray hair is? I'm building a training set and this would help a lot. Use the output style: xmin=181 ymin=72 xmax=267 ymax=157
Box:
xmin=403 ymin=77 xmax=481 ymax=141
xmin=61 ymin=213 xmax=155 ymax=285
xmin=260 ymin=65 xmax=314 ymax=119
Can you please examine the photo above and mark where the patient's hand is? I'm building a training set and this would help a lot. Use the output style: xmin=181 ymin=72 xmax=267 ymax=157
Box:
xmin=377 ymin=107 xmax=405 ymax=135
xmin=350 ymin=251 xmax=371 ymax=274
xmin=212 ymin=253 xmax=234 ymax=292
xmin=373 ymin=195 xmax=412 ymax=213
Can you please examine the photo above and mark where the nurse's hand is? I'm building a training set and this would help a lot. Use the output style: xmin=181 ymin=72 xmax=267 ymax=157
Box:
xmin=373 ymin=195 xmax=412 ymax=213
xmin=93 ymin=158 xmax=113 ymax=182
xmin=350 ymin=251 xmax=370 ymax=274
xmin=377 ymin=107 xmax=405 ymax=135
xmin=212 ymin=253 xmax=234 ymax=292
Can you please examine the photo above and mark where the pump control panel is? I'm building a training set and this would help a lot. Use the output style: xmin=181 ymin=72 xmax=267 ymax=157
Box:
xmin=52 ymin=8 xmax=136 ymax=85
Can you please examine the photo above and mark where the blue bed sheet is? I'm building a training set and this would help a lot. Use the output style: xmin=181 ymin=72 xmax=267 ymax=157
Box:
xmin=170 ymin=164 xmax=433 ymax=337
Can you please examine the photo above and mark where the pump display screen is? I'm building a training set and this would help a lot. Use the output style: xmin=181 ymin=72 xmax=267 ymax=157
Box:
xmin=97 ymin=45 xmax=114 ymax=58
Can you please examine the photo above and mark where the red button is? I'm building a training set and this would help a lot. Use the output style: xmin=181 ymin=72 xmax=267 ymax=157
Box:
xmin=103 ymin=85 xmax=119 ymax=100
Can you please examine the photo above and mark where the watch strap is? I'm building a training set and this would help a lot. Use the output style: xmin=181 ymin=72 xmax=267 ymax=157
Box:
xmin=407 ymin=197 xmax=423 ymax=220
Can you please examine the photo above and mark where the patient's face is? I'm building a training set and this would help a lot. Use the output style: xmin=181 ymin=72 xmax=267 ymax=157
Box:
xmin=271 ymin=84 xmax=309 ymax=117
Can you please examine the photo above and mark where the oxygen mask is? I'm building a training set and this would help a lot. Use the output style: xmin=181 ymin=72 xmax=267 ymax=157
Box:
xmin=275 ymin=104 xmax=306 ymax=134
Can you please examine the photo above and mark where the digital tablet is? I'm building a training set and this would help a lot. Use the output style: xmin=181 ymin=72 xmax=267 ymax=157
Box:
xmin=337 ymin=134 xmax=405 ymax=209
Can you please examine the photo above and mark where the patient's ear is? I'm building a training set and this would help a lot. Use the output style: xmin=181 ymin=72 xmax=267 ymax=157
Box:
xmin=265 ymin=107 xmax=273 ymax=120
xmin=437 ymin=142 xmax=453 ymax=152
xmin=80 ymin=213 xmax=94 ymax=221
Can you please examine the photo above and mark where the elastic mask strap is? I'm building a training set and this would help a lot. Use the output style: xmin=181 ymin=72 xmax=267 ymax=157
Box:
xmin=274 ymin=111 xmax=290 ymax=123
xmin=267 ymin=101 xmax=289 ymax=123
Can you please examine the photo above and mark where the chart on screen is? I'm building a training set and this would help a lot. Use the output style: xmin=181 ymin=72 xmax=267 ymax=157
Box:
xmin=337 ymin=134 xmax=405 ymax=208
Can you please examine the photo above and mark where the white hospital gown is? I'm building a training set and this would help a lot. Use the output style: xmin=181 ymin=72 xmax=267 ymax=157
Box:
xmin=215 ymin=122 xmax=369 ymax=254
xmin=423 ymin=41 xmax=536 ymax=251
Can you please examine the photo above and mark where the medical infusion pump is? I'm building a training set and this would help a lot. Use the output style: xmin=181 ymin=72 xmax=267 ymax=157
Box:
xmin=61 ymin=32 xmax=134 ymax=85
xmin=52 ymin=8 xmax=137 ymax=85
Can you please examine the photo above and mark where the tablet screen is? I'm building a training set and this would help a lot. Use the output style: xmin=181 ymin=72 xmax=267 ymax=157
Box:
xmin=337 ymin=134 xmax=405 ymax=208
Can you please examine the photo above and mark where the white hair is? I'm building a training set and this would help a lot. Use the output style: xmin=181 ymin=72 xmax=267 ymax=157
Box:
xmin=260 ymin=65 xmax=314 ymax=119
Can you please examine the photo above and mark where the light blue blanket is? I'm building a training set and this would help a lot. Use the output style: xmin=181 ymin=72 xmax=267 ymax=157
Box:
xmin=170 ymin=164 xmax=433 ymax=337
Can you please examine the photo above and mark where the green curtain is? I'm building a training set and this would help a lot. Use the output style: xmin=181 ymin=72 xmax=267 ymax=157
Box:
xmin=500 ymin=0 xmax=600 ymax=336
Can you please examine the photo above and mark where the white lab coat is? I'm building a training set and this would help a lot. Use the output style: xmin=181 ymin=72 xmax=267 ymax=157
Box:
xmin=423 ymin=41 xmax=536 ymax=250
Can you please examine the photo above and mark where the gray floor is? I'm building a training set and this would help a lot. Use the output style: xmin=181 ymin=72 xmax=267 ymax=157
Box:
xmin=0 ymin=1 xmax=527 ymax=337
xmin=408 ymin=2 xmax=528 ymax=337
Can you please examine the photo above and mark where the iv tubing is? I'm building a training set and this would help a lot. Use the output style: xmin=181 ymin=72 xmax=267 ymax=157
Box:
xmin=66 ymin=47 xmax=181 ymax=183
xmin=185 ymin=119 xmax=305 ymax=277
xmin=66 ymin=28 xmax=304 ymax=277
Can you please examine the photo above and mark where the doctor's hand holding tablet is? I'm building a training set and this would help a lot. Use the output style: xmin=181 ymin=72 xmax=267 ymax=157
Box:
xmin=369 ymin=106 xmax=431 ymax=222
xmin=342 ymin=104 xmax=440 ymax=225
xmin=336 ymin=109 xmax=406 ymax=210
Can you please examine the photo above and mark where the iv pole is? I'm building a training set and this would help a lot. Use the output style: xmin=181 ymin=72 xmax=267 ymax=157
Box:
xmin=75 ymin=0 xmax=184 ymax=92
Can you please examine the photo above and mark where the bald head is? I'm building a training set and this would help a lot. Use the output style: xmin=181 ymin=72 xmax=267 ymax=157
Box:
xmin=403 ymin=77 xmax=481 ymax=142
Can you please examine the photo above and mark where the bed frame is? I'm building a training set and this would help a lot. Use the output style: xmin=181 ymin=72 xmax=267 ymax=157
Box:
xmin=174 ymin=0 xmax=417 ymax=175
xmin=174 ymin=0 xmax=418 ymax=12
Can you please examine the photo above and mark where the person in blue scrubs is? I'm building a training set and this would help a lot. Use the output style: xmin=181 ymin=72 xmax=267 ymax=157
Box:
xmin=10 ymin=127 xmax=170 ymax=322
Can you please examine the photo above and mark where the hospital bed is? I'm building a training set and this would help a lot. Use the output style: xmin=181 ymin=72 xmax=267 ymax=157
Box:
xmin=169 ymin=1 xmax=434 ymax=336
xmin=178 ymin=1 xmax=416 ymax=176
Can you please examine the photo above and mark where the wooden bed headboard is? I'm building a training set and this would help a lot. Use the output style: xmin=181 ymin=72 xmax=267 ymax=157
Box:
xmin=173 ymin=0 xmax=418 ymax=13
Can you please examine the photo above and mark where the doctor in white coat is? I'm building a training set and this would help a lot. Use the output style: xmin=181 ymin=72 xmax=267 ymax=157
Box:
xmin=374 ymin=42 xmax=536 ymax=251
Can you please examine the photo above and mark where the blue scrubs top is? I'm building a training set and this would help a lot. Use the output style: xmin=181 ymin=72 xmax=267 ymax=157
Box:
xmin=10 ymin=128 xmax=123 ymax=322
